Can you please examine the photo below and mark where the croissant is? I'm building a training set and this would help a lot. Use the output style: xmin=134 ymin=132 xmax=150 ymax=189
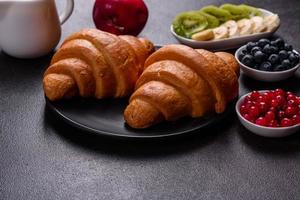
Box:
xmin=43 ymin=29 xmax=154 ymax=101
xmin=124 ymin=44 xmax=239 ymax=129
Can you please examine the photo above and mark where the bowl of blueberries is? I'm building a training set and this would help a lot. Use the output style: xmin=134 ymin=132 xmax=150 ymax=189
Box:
xmin=235 ymin=37 xmax=300 ymax=81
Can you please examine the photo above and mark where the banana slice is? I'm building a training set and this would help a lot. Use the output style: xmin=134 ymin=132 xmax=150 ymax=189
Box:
xmin=223 ymin=20 xmax=239 ymax=37
xmin=237 ymin=19 xmax=253 ymax=35
xmin=191 ymin=29 xmax=214 ymax=41
xmin=264 ymin=14 xmax=280 ymax=32
xmin=213 ymin=26 xmax=229 ymax=40
xmin=251 ymin=16 xmax=267 ymax=33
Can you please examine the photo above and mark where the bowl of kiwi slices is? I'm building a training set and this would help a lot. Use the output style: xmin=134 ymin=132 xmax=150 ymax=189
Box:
xmin=171 ymin=4 xmax=280 ymax=51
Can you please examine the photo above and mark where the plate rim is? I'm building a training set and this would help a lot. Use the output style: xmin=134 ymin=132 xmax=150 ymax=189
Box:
xmin=45 ymin=97 xmax=234 ymax=139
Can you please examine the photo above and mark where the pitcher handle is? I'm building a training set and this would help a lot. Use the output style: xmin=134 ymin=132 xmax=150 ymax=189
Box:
xmin=59 ymin=0 xmax=74 ymax=25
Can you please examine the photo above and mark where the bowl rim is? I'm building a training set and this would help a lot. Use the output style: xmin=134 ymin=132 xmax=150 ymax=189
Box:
xmin=235 ymin=46 xmax=300 ymax=74
xmin=236 ymin=90 xmax=300 ymax=130
xmin=170 ymin=8 xmax=278 ymax=43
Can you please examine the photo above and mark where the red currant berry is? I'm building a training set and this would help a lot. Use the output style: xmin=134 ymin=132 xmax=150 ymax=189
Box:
xmin=265 ymin=111 xmax=275 ymax=122
xmin=269 ymin=107 xmax=277 ymax=112
xmin=268 ymin=120 xmax=279 ymax=127
xmin=244 ymin=95 xmax=252 ymax=102
xmin=276 ymin=95 xmax=285 ymax=107
xmin=287 ymin=94 xmax=296 ymax=101
xmin=296 ymin=97 xmax=300 ymax=105
xmin=250 ymin=91 xmax=260 ymax=101
xmin=292 ymin=115 xmax=300 ymax=125
xmin=244 ymin=100 xmax=253 ymax=105
xmin=264 ymin=92 xmax=274 ymax=103
xmin=258 ymin=102 xmax=269 ymax=113
xmin=243 ymin=114 xmax=254 ymax=122
xmin=280 ymin=118 xmax=294 ymax=127
xmin=271 ymin=99 xmax=278 ymax=107
xmin=275 ymin=89 xmax=286 ymax=97
xmin=285 ymin=106 xmax=298 ymax=117
xmin=244 ymin=100 xmax=253 ymax=110
xmin=255 ymin=117 xmax=267 ymax=126
xmin=287 ymin=99 xmax=297 ymax=106
xmin=267 ymin=91 xmax=275 ymax=97
xmin=256 ymin=96 xmax=265 ymax=103
xmin=249 ymin=106 xmax=260 ymax=118
xmin=240 ymin=105 xmax=248 ymax=115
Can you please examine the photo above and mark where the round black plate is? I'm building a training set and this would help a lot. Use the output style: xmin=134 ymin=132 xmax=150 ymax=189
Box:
xmin=46 ymin=97 xmax=235 ymax=139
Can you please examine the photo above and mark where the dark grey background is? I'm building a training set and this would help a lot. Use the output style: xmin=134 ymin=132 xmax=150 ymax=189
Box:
xmin=1 ymin=0 xmax=300 ymax=199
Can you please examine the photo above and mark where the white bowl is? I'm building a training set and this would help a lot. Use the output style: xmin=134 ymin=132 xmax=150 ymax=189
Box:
xmin=235 ymin=46 xmax=300 ymax=82
xmin=170 ymin=9 xmax=279 ymax=51
xmin=236 ymin=91 xmax=300 ymax=138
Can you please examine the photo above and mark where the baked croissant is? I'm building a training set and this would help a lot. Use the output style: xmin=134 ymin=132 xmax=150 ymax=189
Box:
xmin=124 ymin=44 xmax=239 ymax=129
xmin=43 ymin=29 xmax=154 ymax=101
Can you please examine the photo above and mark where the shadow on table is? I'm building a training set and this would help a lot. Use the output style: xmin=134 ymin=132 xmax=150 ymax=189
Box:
xmin=43 ymin=106 xmax=235 ymax=158
xmin=0 ymin=50 xmax=53 ymax=67
xmin=237 ymin=123 xmax=300 ymax=155
xmin=0 ymin=51 xmax=53 ymax=84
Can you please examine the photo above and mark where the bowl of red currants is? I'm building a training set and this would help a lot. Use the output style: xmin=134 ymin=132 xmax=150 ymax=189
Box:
xmin=236 ymin=89 xmax=300 ymax=137
xmin=235 ymin=38 xmax=300 ymax=82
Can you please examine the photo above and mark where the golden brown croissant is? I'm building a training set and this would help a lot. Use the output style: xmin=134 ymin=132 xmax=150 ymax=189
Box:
xmin=124 ymin=44 xmax=239 ymax=129
xmin=43 ymin=29 xmax=154 ymax=101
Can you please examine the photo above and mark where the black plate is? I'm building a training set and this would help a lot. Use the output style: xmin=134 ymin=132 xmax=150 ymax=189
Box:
xmin=46 ymin=97 xmax=235 ymax=139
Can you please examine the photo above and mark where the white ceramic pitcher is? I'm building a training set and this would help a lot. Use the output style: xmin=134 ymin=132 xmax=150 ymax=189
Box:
xmin=0 ymin=0 xmax=74 ymax=58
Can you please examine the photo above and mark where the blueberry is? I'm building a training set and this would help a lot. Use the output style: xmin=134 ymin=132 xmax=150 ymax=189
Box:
xmin=269 ymin=45 xmax=279 ymax=54
xmin=284 ymin=43 xmax=293 ymax=51
xmin=251 ymin=46 xmax=262 ymax=55
xmin=289 ymin=53 xmax=300 ymax=65
xmin=262 ymin=44 xmax=273 ymax=55
xmin=279 ymin=50 xmax=288 ymax=60
xmin=288 ymin=51 xmax=293 ymax=56
xmin=275 ymin=38 xmax=285 ymax=49
xmin=246 ymin=42 xmax=257 ymax=52
xmin=238 ymin=51 xmax=246 ymax=61
xmin=271 ymin=40 xmax=277 ymax=47
xmin=258 ymin=39 xmax=270 ymax=48
xmin=282 ymin=59 xmax=291 ymax=69
xmin=259 ymin=61 xmax=272 ymax=71
xmin=268 ymin=54 xmax=280 ymax=65
xmin=254 ymin=51 xmax=266 ymax=64
xmin=242 ymin=54 xmax=255 ymax=67
xmin=242 ymin=49 xmax=248 ymax=55
xmin=274 ymin=65 xmax=286 ymax=71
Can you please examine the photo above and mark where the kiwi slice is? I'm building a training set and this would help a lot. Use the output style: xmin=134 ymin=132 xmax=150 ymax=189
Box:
xmin=239 ymin=4 xmax=262 ymax=17
xmin=172 ymin=11 xmax=208 ymax=38
xmin=201 ymin=5 xmax=232 ymax=23
xmin=220 ymin=3 xmax=249 ymax=20
xmin=198 ymin=11 xmax=220 ymax=28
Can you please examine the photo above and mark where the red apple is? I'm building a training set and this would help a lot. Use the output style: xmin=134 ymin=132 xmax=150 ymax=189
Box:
xmin=93 ymin=0 xmax=149 ymax=36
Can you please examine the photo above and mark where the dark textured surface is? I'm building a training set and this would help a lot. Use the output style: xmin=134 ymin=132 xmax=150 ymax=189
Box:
xmin=1 ymin=0 xmax=300 ymax=199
